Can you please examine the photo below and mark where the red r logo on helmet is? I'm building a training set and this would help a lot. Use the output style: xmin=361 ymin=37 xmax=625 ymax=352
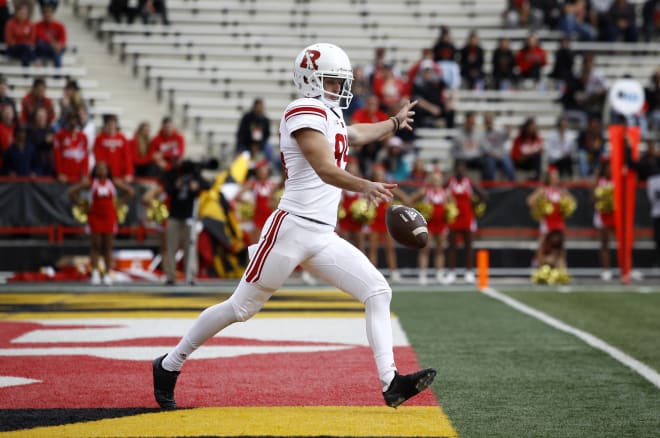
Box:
xmin=300 ymin=50 xmax=321 ymax=70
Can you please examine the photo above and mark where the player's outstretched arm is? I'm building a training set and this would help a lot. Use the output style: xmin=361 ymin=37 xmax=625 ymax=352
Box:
xmin=294 ymin=128 xmax=396 ymax=205
xmin=347 ymin=100 xmax=417 ymax=147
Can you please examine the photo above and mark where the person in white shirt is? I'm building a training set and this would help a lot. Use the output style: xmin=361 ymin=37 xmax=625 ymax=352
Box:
xmin=151 ymin=43 xmax=436 ymax=411
xmin=545 ymin=115 xmax=575 ymax=179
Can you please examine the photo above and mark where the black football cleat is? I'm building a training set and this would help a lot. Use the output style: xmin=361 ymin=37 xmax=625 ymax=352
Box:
xmin=152 ymin=354 xmax=180 ymax=409
xmin=383 ymin=368 xmax=437 ymax=408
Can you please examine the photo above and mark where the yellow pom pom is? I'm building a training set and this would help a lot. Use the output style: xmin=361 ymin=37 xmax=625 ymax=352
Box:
xmin=415 ymin=201 xmax=433 ymax=221
xmin=72 ymin=199 xmax=89 ymax=224
xmin=445 ymin=202 xmax=459 ymax=224
xmin=558 ymin=195 xmax=576 ymax=218
xmin=115 ymin=199 xmax=129 ymax=224
xmin=146 ymin=199 xmax=169 ymax=225
xmin=350 ymin=198 xmax=376 ymax=224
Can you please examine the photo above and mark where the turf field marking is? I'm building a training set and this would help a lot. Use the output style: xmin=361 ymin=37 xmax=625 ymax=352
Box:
xmin=482 ymin=287 xmax=660 ymax=390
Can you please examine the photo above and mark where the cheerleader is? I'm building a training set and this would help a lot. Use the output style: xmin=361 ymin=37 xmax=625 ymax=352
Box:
xmin=444 ymin=160 xmax=486 ymax=284
xmin=405 ymin=169 xmax=451 ymax=285
xmin=338 ymin=158 xmax=367 ymax=252
xmin=527 ymin=166 xmax=575 ymax=271
xmin=592 ymin=161 xmax=615 ymax=281
xmin=68 ymin=161 xmax=134 ymax=285
xmin=236 ymin=160 xmax=279 ymax=244
xmin=367 ymin=163 xmax=402 ymax=282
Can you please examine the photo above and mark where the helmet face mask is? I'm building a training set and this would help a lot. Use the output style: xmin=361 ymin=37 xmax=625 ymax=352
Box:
xmin=294 ymin=43 xmax=354 ymax=109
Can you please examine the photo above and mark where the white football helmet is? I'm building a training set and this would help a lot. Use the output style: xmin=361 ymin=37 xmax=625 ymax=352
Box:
xmin=293 ymin=43 xmax=354 ymax=109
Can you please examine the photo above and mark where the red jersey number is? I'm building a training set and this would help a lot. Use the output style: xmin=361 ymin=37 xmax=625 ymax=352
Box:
xmin=334 ymin=134 xmax=348 ymax=168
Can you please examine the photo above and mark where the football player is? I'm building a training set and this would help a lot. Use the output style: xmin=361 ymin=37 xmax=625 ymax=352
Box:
xmin=153 ymin=43 xmax=436 ymax=410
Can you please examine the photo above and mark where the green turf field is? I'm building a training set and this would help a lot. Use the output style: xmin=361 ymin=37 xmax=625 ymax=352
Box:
xmin=393 ymin=290 xmax=660 ymax=438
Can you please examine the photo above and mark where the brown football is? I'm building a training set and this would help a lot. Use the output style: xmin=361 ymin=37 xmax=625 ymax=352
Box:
xmin=385 ymin=205 xmax=428 ymax=249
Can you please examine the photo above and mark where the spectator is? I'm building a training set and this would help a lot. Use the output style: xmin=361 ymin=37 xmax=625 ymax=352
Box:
xmin=34 ymin=2 xmax=66 ymax=67
xmin=409 ymin=156 xmax=428 ymax=183
xmin=451 ymin=111 xmax=484 ymax=177
xmin=149 ymin=116 xmax=185 ymax=172
xmin=458 ymin=31 xmax=485 ymax=90
xmin=548 ymin=35 xmax=575 ymax=87
xmin=480 ymin=112 xmax=516 ymax=181
xmin=406 ymin=47 xmax=437 ymax=96
xmin=511 ymin=116 xmax=543 ymax=180
xmin=576 ymin=115 xmax=605 ymax=177
xmin=0 ymin=0 xmax=9 ymax=44
xmin=131 ymin=121 xmax=157 ymax=177
xmin=25 ymin=106 xmax=54 ymax=176
xmin=56 ymin=79 xmax=85 ymax=130
xmin=545 ymin=115 xmax=575 ymax=178
xmin=379 ymin=136 xmax=411 ymax=182
xmin=608 ymin=0 xmax=639 ymax=41
xmin=372 ymin=63 xmax=407 ymax=115
xmin=591 ymin=0 xmax=615 ymax=39
xmin=626 ymin=139 xmax=659 ymax=182
xmin=504 ymin=0 xmax=547 ymax=28
xmin=2 ymin=127 xmax=37 ymax=176
xmin=0 ymin=105 xmax=15 ymax=155
xmin=560 ymin=53 xmax=608 ymax=126
xmin=345 ymin=65 xmax=370 ymax=119
xmin=363 ymin=47 xmax=388 ymax=85
xmin=0 ymin=76 xmax=18 ymax=128
xmin=142 ymin=157 xmax=210 ymax=285
xmin=94 ymin=113 xmax=133 ymax=182
xmin=20 ymin=78 xmax=55 ymax=127
xmin=644 ymin=70 xmax=660 ymax=138
xmin=108 ymin=0 xmax=141 ymax=24
xmin=641 ymin=0 xmax=659 ymax=41
xmin=235 ymin=99 xmax=271 ymax=162
xmin=53 ymin=113 xmax=89 ymax=183
xmin=140 ymin=0 xmax=169 ymax=25
xmin=432 ymin=25 xmax=457 ymax=62
xmin=515 ymin=33 xmax=547 ymax=84
xmin=411 ymin=59 xmax=455 ymax=128
xmin=491 ymin=37 xmax=517 ymax=90
xmin=533 ymin=0 xmax=563 ymax=28
xmin=78 ymin=106 xmax=96 ymax=169
xmin=350 ymin=94 xmax=389 ymax=176
xmin=559 ymin=0 xmax=597 ymax=41
xmin=4 ymin=3 xmax=35 ymax=66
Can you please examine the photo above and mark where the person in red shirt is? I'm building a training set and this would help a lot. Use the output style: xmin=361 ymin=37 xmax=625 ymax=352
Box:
xmin=68 ymin=161 xmax=134 ymax=285
xmin=527 ymin=166 xmax=575 ymax=271
xmin=54 ymin=112 xmax=89 ymax=183
xmin=444 ymin=160 xmax=486 ymax=285
xmin=592 ymin=161 xmax=615 ymax=281
xmin=371 ymin=64 xmax=407 ymax=115
xmin=511 ymin=116 xmax=543 ymax=181
xmin=94 ymin=114 xmax=133 ymax=182
xmin=236 ymin=160 xmax=279 ymax=244
xmin=350 ymin=95 xmax=389 ymax=175
xmin=20 ymin=78 xmax=56 ymax=127
xmin=337 ymin=157 xmax=367 ymax=252
xmin=4 ymin=3 xmax=35 ymax=66
xmin=34 ymin=3 xmax=66 ymax=68
xmin=149 ymin=116 xmax=185 ymax=172
xmin=404 ymin=169 xmax=452 ymax=285
xmin=515 ymin=33 xmax=547 ymax=83
xmin=130 ymin=121 xmax=158 ymax=177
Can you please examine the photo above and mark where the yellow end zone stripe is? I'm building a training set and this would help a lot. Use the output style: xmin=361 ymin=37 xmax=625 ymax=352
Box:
xmin=0 ymin=406 xmax=458 ymax=437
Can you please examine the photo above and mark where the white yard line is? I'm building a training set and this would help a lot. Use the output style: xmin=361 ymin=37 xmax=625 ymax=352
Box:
xmin=482 ymin=287 xmax=660 ymax=390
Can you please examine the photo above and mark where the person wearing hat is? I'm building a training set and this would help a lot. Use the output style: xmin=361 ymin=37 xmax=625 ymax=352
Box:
xmin=35 ymin=1 xmax=66 ymax=67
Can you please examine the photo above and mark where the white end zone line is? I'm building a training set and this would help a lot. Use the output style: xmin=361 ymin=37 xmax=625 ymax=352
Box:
xmin=481 ymin=287 xmax=660 ymax=390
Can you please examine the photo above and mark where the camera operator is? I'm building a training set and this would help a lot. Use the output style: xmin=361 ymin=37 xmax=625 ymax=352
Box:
xmin=143 ymin=157 xmax=210 ymax=285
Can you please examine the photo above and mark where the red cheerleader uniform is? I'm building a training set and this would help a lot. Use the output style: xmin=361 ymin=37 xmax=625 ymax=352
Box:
xmin=448 ymin=176 xmax=475 ymax=232
xmin=87 ymin=178 xmax=118 ymax=234
xmin=594 ymin=177 xmax=614 ymax=229
xmin=252 ymin=179 xmax=275 ymax=230
xmin=339 ymin=190 xmax=363 ymax=232
xmin=540 ymin=187 xmax=565 ymax=234
xmin=425 ymin=186 xmax=447 ymax=234
xmin=370 ymin=201 xmax=389 ymax=233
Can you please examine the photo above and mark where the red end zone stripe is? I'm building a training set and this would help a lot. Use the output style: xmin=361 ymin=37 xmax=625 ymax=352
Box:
xmin=285 ymin=106 xmax=327 ymax=121
xmin=245 ymin=210 xmax=288 ymax=282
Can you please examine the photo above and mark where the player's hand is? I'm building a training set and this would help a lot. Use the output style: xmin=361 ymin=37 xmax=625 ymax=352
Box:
xmin=394 ymin=100 xmax=418 ymax=131
xmin=364 ymin=181 xmax=397 ymax=206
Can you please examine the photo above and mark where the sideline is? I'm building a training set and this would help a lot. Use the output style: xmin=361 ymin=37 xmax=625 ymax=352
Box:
xmin=481 ymin=287 xmax=660 ymax=390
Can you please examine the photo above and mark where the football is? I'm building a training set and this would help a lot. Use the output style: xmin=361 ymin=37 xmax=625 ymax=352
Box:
xmin=385 ymin=205 xmax=428 ymax=249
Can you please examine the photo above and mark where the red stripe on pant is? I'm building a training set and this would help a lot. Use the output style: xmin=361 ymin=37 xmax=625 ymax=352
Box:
xmin=245 ymin=210 xmax=288 ymax=283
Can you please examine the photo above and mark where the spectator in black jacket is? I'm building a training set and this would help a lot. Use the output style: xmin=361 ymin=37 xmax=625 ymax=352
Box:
xmin=459 ymin=31 xmax=485 ymax=90
xmin=2 ymin=128 xmax=38 ymax=177
xmin=548 ymin=35 xmax=575 ymax=86
xmin=236 ymin=98 xmax=272 ymax=162
xmin=490 ymin=37 xmax=517 ymax=90
xmin=608 ymin=0 xmax=639 ymax=41
xmin=645 ymin=70 xmax=660 ymax=138
xmin=432 ymin=26 xmax=457 ymax=62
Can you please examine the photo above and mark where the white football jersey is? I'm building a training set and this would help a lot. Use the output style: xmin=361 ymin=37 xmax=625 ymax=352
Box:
xmin=278 ymin=97 xmax=349 ymax=226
